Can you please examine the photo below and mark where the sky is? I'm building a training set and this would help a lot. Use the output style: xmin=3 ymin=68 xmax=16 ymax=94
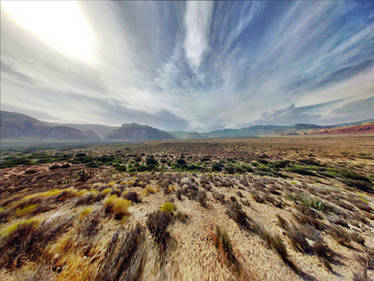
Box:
xmin=1 ymin=1 xmax=374 ymax=132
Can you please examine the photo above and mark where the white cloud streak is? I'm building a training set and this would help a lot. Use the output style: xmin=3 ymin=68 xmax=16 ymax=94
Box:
xmin=183 ymin=1 xmax=214 ymax=71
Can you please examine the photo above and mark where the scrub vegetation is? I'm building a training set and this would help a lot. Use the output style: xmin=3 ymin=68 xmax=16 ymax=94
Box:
xmin=1 ymin=135 xmax=373 ymax=280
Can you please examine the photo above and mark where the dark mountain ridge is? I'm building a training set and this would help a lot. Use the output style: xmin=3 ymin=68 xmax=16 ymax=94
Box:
xmin=106 ymin=123 xmax=175 ymax=141
xmin=1 ymin=111 xmax=373 ymax=143
xmin=1 ymin=111 xmax=100 ymax=141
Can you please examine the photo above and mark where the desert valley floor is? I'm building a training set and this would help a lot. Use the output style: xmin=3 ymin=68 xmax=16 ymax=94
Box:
xmin=1 ymin=135 xmax=374 ymax=281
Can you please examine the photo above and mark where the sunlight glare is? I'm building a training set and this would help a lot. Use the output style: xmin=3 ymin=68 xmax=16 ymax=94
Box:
xmin=2 ymin=1 xmax=95 ymax=63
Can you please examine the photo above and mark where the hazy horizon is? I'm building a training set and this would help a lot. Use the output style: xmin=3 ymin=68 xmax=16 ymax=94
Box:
xmin=1 ymin=1 xmax=374 ymax=131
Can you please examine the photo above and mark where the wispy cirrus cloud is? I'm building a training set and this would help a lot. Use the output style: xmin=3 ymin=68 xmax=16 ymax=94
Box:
xmin=183 ymin=1 xmax=213 ymax=71
xmin=1 ymin=1 xmax=374 ymax=131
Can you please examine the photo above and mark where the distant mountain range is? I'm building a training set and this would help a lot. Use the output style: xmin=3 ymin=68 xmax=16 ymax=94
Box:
xmin=1 ymin=110 xmax=373 ymax=143
xmin=106 ymin=123 xmax=174 ymax=141
xmin=0 ymin=111 xmax=100 ymax=141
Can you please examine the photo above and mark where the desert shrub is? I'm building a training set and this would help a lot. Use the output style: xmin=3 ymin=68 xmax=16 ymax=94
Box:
xmin=176 ymin=189 xmax=183 ymax=200
xmin=0 ymin=156 xmax=31 ymax=168
xmin=197 ymin=190 xmax=208 ymax=207
xmin=160 ymin=202 xmax=175 ymax=213
xmin=213 ymin=191 xmax=225 ymax=204
xmin=202 ymin=183 xmax=212 ymax=191
xmin=268 ymin=186 xmax=282 ymax=195
xmin=225 ymin=201 xmax=252 ymax=230
xmin=78 ymin=210 xmax=101 ymax=239
xmin=95 ymin=224 xmax=146 ymax=281
xmin=330 ymin=199 xmax=355 ymax=212
xmin=287 ymin=227 xmax=313 ymax=254
xmin=328 ymin=216 xmax=349 ymax=228
xmin=297 ymin=194 xmax=334 ymax=213
xmin=146 ymin=210 xmax=172 ymax=252
xmin=175 ymin=211 xmax=189 ymax=223
xmin=351 ymin=232 xmax=365 ymax=245
xmin=175 ymin=158 xmax=187 ymax=168
xmin=352 ymin=272 xmax=369 ymax=281
xmin=185 ymin=185 xmax=199 ymax=200
xmin=252 ymin=193 xmax=265 ymax=203
xmin=55 ymin=189 xmax=77 ymax=203
xmin=123 ymin=191 xmax=141 ymax=203
xmin=0 ymin=218 xmax=39 ymax=267
xmin=212 ymin=162 xmax=223 ymax=172
xmin=77 ymin=170 xmax=92 ymax=182
xmin=343 ymin=179 xmax=373 ymax=193
xmin=351 ymin=199 xmax=373 ymax=213
xmin=241 ymin=199 xmax=251 ymax=207
xmin=253 ymin=222 xmax=289 ymax=261
xmin=298 ymin=159 xmax=322 ymax=166
xmin=75 ymin=192 xmax=101 ymax=206
xmin=25 ymin=188 xmax=74 ymax=201
xmin=264 ymin=194 xmax=284 ymax=208
xmin=0 ymin=209 xmax=10 ymax=223
xmin=327 ymin=226 xmax=352 ymax=247
xmin=287 ymin=165 xmax=317 ymax=176
xmin=224 ymin=163 xmax=235 ymax=174
xmin=276 ymin=215 xmax=289 ymax=230
xmin=312 ymin=241 xmax=343 ymax=272
xmin=293 ymin=213 xmax=327 ymax=231
xmin=104 ymin=195 xmax=131 ymax=219
xmin=295 ymin=204 xmax=323 ymax=219
xmin=145 ymin=155 xmax=158 ymax=168
xmin=210 ymin=226 xmax=240 ymax=273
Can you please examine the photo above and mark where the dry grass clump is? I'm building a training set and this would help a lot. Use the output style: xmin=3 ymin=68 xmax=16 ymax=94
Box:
xmin=183 ymin=184 xmax=199 ymax=200
xmin=353 ymin=272 xmax=369 ymax=281
xmin=287 ymin=227 xmax=313 ymax=254
xmin=101 ymin=188 xmax=112 ymax=195
xmin=160 ymin=202 xmax=176 ymax=213
xmin=146 ymin=210 xmax=172 ymax=252
xmin=209 ymin=226 xmax=241 ymax=276
xmin=0 ymin=218 xmax=40 ymax=238
xmin=327 ymin=226 xmax=353 ymax=248
xmin=351 ymin=232 xmax=365 ymax=245
xmin=225 ymin=200 xmax=252 ymax=231
xmin=5 ymin=188 xmax=79 ymax=219
xmin=175 ymin=211 xmax=189 ymax=223
xmin=350 ymin=198 xmax=373 ymax=213
xmin=0 ymin=215 xmax=74 ymax=268
xmin=0 ymin=218 xmax=40 ymax=268
xmin=76 ymin=192 xmax=106 ymax=206
xmin=16 ymin=204 xmax=39 ymax=216
xmin=213 ymin=191 xmax=225 ymax=204
xmin=197 ymin=190 xmax=208 ymax=207
xmin=264 ymin=194 xmax=284 ymax=208
xmin=251 ymin=222 xmax=313 ymax=279
xmin=142 ymin=185 xmax=157 ymax=196
xmin=293 ymin=213 xmax=327 ymax=231
xmin=251 ymin=192 xmax=265 ymax=203
xmin=123 ymin=191 xmax=141 ymax=203
xmin=253 ymin=222 xmax=288 ymax=259
xmin=312 ymin=241 xmax=343 ymax=272
xmin=95 ymin=224 xmax=146 ymax=281
xmin=176 ymin=188 xmax=183 ymax=200
xmin=78 ymin=210 xmax=102 ymax=238
xmin=80 ymin=206 xmax=93 ymax=219
xmin=104 ymin=195 xmax=131 ymax=219
xmin=276 ymin=215 xmax=289 ymax=230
